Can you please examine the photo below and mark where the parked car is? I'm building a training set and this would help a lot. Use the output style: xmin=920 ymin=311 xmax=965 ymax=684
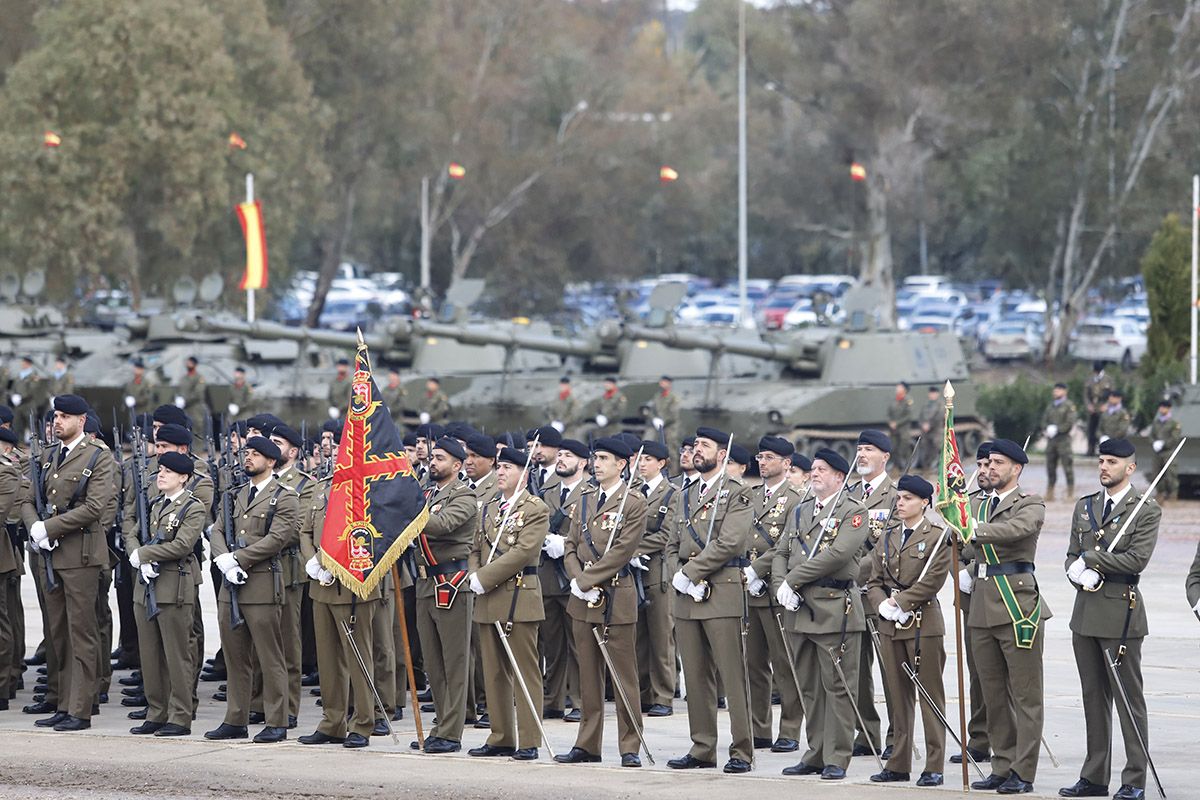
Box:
xmin=760 ymin=293 xmax=801 ymax=329
xmin=1068 ymin=317 xmax=1148 ymax=370
xmin=981 ymin=319 xmax=1041 ymax=361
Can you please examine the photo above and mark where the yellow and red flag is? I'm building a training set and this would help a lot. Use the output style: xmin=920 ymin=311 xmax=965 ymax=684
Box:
xmin=320 ymin=335 xmax=429 ymax=598
xmin=659 ymin=165 xmax=679 ymax=182
xmin=235 ymin=200 xmax=268 ymax=290
xmin=934 ymin=381 xmax=975 ymax=541
xmin=228 ymin=132 xmax=247 ymax=149
xmin=43 ymin=131 xmax=62 ymax=148
xmin=850 ymin=162 xmax=867 ymax=182
xmin=447 ymin=162 xmax=466 ymax=179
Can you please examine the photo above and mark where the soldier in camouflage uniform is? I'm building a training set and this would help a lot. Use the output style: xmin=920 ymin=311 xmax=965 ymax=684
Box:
xmin=177 ymin=356 xmax=207 ymax=434
xmin=46 ymin=358 xmax=74 ymax=402
xmin=1148 ymin=399 xmax=1182 ymax=501
xmin=546 ymin=376 xmax=578 ymax=434
xmin=420 ymin=378 xmax=451 ymax=426
xmin=917 ymin=385 xmax=941 ymax=473
xmin=1041 ymin=382 xmax=1077 ymax=501
xmin=593 ymin=377 xmax=626 ymax=436
xmin=123 ymin=358 xmax=158 ymax=413
xmin=1084 ymin=362 xmax=1114 ymax=457
xmin=887 ymin=382 xmax=915 ymax=469
xmin=380 ymin=368 xmax=407 ymax=425
xmin=227 ymin=367 xmax=253 ymax=418
xmin=1098 ymin=391 xmax=1132 ymax=444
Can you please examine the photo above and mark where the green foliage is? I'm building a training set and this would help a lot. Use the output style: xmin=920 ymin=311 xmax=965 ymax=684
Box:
xmin=1141 ymin=213 xmax=1191 ymax=371
xmin=977 ymin=376 xmax=1047 ymax=443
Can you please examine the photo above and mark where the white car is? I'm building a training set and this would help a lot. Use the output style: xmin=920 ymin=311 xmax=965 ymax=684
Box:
xmin=782 ymin=298 xmax=843 ymax=329
xmin=982 ymin=320 xmax=1040 ymax=361
xmin=1069 ymin=317 xmax=1147 ymax=370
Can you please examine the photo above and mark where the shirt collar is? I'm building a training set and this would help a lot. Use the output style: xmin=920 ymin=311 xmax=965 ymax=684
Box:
xmin=251 ymin=473 xmax=273 ymax=493
xmin=863 ymin=471 xmax=887 ymax=494
xmin=164 ymin=488 xmax=186 ymax=504
xmin=643 ymin=473 xmax=664 ymax=495
xmin=560 ymin=475 xmax=584 ymax=495
xmin=1105 ymin=484 xmax=1133 ymax=508
xmin=992 ymin=485 xmax=1019 ymax=504
xmin=60 ymin=432 xmax=86 ymax=457
xmin=762 ymin=477 xmax=788 ymax=497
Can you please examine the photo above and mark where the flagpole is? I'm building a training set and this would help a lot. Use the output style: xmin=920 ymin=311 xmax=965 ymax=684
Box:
xmin=1191 ymin=173 xmax=1197 ymax=385
xmin=246 ymin=172 xmax=256 ymax=323
xmin=943 ymin=381 xmax=971 ymax=792
xmin=391 ymin=564 xmax=425 ymax=749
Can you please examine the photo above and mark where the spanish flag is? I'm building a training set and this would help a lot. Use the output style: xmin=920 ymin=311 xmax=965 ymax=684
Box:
xmin=236 ymin=200 xmax=268 ymax=290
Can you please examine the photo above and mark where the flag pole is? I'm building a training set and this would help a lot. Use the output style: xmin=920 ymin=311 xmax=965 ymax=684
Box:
xmin=391 ymin=564 xmax=425 ymax=749
xmin=246 ymin=172 xmax=256 ymax=323
xmin=943 ymin=381 xmax=971 ymax=792
xmin=1191 ymin=173 xmax=1197 ymax=385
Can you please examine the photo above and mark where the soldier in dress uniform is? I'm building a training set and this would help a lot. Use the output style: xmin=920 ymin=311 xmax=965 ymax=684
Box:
xmin=772 ymin=447 xmax=869 ymax=781
xmin=409 ymin=437 xmax=478 ymax=753
xmin=651 ymin=375 xmax=680 ymax=448
xmin=850 ymin=429 xmax=897 ymax=759
xmin=0 ymin=427 xmax=27 ymax=710
xmin=123 ymin=358 xmax=157 ymax=412
xmin=227 ymin=367 xmax=252 ymax=418
xmin=463 ymin=433 xmax=498 ymax=724
xmin=23 ymin=394 xmax=117 ymax=731
xmin=1085 ymin=362 xmax=1114 ymax=457
xmin=538 ymin=438 xmax=587 ymax=720
xmin=592 ymin=377 xmax=626 ymax=436
xmin=1098 ymin=391 xmax=1132 ymax=444
xmin=177 ymin=356 xmax=207 ymax=433
xmin=866 ymin=475 xmax=952 ymax=787
xmin=961 ymin=438 xmax=1049 ymax=794
xmin=887 ymin=382 xmax=915 ymax=469
xmin=742 ymin=436 xmax=807 ymax=753
xmin=420 ymin=378 xmax=451 ymax=426
xmin=1148 ymin=400 xmax=1182 ymax=502
xmin=125 ymin=451 xmax=205 ymax=736
xmin=413 ymin=423 xmax=444 ymax=486
xmin=555 ymin=437 xmax=648 ymax=766
xmin=633 ymin=440 xmax=677 ymax=717
xmin=1059 ymin=438 xmax=1159 ymax=800
xmin=327 ymin=358 xmax=352 ymax=420
xmin=665 ymin=427 xmax=755 ymax=774
xmin=788 ymin=452 xmax=812 ymax=492
xmin=675 ymin=436 xmax=698 ymax=488
xmin=547 ymin=377 xmax=578 ymax=434
xmin=466 ymin=446 xmax=548 ymax=760
xmin=527 ymin=425 xmax=562 ymax=497
xmin=1042 ymin=382 xmax=1077 ymax=501
xmin=205 ymin=436 xmax=300 ymax=744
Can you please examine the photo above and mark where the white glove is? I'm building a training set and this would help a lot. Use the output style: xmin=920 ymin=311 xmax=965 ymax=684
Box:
xmin=747 ymin=577 xmax=766 ymax=596
xmin=419 ymin=411 xmax=431 ymax=425
xmin=10 ymin=393 xmax=20 ymax=407
xmin=214 ymin=552 xmax=238 ymax=574
xmin=551 ymin=420 xmax=564 ymax=433
xmin=1045 ymin=424 xmax=1058 ymax=439
xmin=228 ymin=403 xmax=240 ymax=417
xmin=671 ymin=570 xmax=691 ymax=593
xmin=775 ymin=582 xmax=800 ymax=610
xmin=629 ymin=554 xmax=649 ymax=571
xmin=958 ymin=567 xmax=974 ymax=595
xmin=686 ymin=582 xmax=707 ymax=601
xmin=595 ymin=414 xmax=608 ymax=427
xmin=878 ymin=600 xmax=898 ymax=621
xmin=1100 ymin=435 xmax=1110 ymax=443
xmin=1079 ymin=568 xmax=1102 ymax=589
xmin=36 ymin=536 xmax=57 ymax=552
xmin=140 ymin=563 xmax=160 ymax=581
xmin=469 ymin=572 xmax=485 ymax=595
xmin=743 ymin=565 xmax=759 ymax=585
xmin=328 ymin=406 xmax=341 ymax=420
xmin=569 ymin=579 xmax=600 ymax=603
xmin=1067 ymin=557 xmax=1087 ymax=584
xmin=305 ymin=555 xmax=322 ymax=581
xmin=542 ymin=533 xmax=565 ymax=559
xmin=128 ymin=548 xmax=143 ymax=569
xmin=317 ymin=568 xmax=335 ymax=586
xmin=1153 ymin=440 xmax=1164 ymax=453
xmin=174 ymin=395 xmax=186 ymax=408
xmin=124 ymin=395 xmax=136 ymax=409
xmin=1193 ymin=598 xmax=1200 ymax=615
xmin=653 ymin=417 xmax=664 ymax=429
xmin=225 ymin=566 xmax=248 ymax=585
xmin=895 ymin=609 xmax=913 ymax=626
xmin=29 ymin=521 xmax=48 ymax=545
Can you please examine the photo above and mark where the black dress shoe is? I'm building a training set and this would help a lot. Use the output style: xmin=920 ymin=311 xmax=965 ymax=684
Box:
xmin=301 ymin=672 xmax=320 ymax=687
xmin=416 ymin=688 xmax=433 ymax=702
xmin=554 ymin=746 xmax=601 ymax=763
xmin=32 ymin=694 xmax=47 ymax=704
xmin=424 ymin=737 xmax=461 ymax=754
xmin=420 ymin=703 xmax=435 ymax=713
xmin=1058 ymin=779 xmax=1109 ymax=797
xmin=91 ymin=704 xmax=100 ymax=715
xmin=474 ymin=713 xmax=491 ymax=729
xmin=717 ymin=696 xmax=727 ymax=709
xmin=952 ymin=746 xmax=992 ymax=764
xmin=23 ymin=701 xmax=55 ymax=715
xmin=36 ymin=665 xmax=47 ymax=675
xmin=753 ymin=737 xmax=773 ymax=749
xmin=371 ymin=718 xmax=389 ymax=736
xmin=821 ymin=765 xmax=847 ymax=781
xmin=997 ymin=772 xmax=1033 ymax=794
xmin=0 ymin=699 xmax=7 ymax=710
xmin=204 ymin=723 xmax=249 ymax=740
xmin=34 ymin=711 xmax=68 ymax=727
xmin=543 ymin=708 xmax=564 ymax=719
xmin=782 ymin=761 xmax=823 ymax=776
xmin=288 ymin=715 xmax=297 ymax=730
xmin=724 ymin=758 xmax=752 ymax=774
xmin=343 ymin=732 xmax=369 ymax=748
xmin=512 ymin=747 xmax=538 ymax=761
xmin=98 ymin=693 xmax=109 ymax=704
xmin=127 ymin=708 xmax=148 ymax=720
xmin=200 ymin=669 xmax=227 ymax=682
xmin=871 ymin=769 xmax=911 ymax=782
xmin=771 ymin=738 xmax=799 ymax=753
xmin=852 ymin=744 xmax=875 ymax=757
xmin=646 ymin=703 xmax=673 ymax=717
xmin=1113 ymin=786 xmax=1145 ymax=800
xmin=212 ymin=691 xmax=227 ymax=702
xmin=621 ymin=752 xmax=641 ymax=768
xmin=468 ymin=744 xmax=516 ymax=757
xmin=310 ymin=688 xmax=321 ymax=697
xmin=973 ymin=774 xmax=1008 ymax=791
xmin=917 ymin=772 xmax=944 ymax=787
xmin=248 ymin=711 xmax=266 ymax=724
xmin=667 ymin=754 xmax=717 ymax=769
xmin=53 ymin=715 xmax=91 ymax=731
xmin=881 ymin=745 xmax=894 ymax=760
xmin=130 ymin=721 xmax=165 ymax=735
xmin=121 ymin=695 xmax=147 ymax=707
xmin=218 ymin=684 xmax=226 ymax=692
xmin=120 ymin=686 xmax=142 ymax=697
xmin=299 ymin=731 xmax=344 ymax=744
xmin=392 ymin=707 xmax=404 ymax=721
xmin=253 ymin=726 xmax=287 ymax=743
xmin=155 ymin=723 xmax=190 ymax=736
xmin=563 ymin=708 xmax=581 ymax=723
xmin=35 ymin=675 xmax=47 ymax=685
xmin=24 ymin=654 xmax=46 ymax=666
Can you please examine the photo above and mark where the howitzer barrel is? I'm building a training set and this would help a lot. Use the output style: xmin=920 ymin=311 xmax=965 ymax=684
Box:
xmin=183 ymin=315 xmax=395 ymax=350
xmin=411 ymin=320 xmax=601 ymax=358
xmin=621 ymin=323 xmax=819 ymax=369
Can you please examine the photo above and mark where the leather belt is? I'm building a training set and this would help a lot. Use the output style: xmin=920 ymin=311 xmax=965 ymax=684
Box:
xmin=979 ymin=561 xmax=1035 ymax=578
xmin=1103 ymin=572 xmax=1140 ymax=585
xmin=724 ymin=557 xmax=750 ymax=569
xmin=813 ymin=578 xmax=853 ymax=590
xmin=417 ymin=559 xmax=468 ymax=580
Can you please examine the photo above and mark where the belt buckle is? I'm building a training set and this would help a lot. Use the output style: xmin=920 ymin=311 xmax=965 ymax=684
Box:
xmin=977 ymin=563 xmax=988 ymax=580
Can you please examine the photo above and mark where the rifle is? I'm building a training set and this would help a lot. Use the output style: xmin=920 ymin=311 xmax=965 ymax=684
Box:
xmin=110 ymin=410 xmax=127 ymax=590
xmin=128 ymin=413 xmax=160 ymax=621
xmin=217 ymin=424 xmax=245 ymax=629
xmin=27 ymin=412 xmax=58 ymax=591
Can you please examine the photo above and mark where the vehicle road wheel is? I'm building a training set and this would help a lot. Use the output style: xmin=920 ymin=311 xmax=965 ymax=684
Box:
xmin=1121 ymin=349 xmax=1134 ymax=371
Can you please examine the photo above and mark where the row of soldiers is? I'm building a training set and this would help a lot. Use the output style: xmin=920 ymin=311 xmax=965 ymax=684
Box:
xmin=0 ymin=388 xmax=1190 ymax=800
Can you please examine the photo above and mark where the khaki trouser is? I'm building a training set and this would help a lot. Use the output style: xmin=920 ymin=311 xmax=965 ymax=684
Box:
xmin=676 ymin=616 xmax=752 ymax=763
xmin=8 ymin=572 xmax=25 ymax=693
xmin=416 ymin=591 xmax=473 ymax=742
xmin=1073 ymin=633 xmax=1148 ymax=790
xmin=372 ymin=585 xmax=398 ymax=716
xmin=135 ymin=602 xmax=194 ymax=727
xmin=970 ymin=623 xmax=1045 ymax=781
xmin=282 ymin=584 xmax=303 ymax=718
xmin=880 ymin=634 xmax=946 ymax=774
xmin=478 ymin=620 xmax=543 ymax=750
xmin=856 ymin=612 xmax=894 ymax=750
xmin=636 ymin=557 xmax=675 ymax=707
xmin=46 ymin=565 xmax=101 ymax=719
xmin=314 ymin=599 xmax=377 ymax=739
xmin=747 ymin=604 xmax=802 ymax=741
xmin=791 ymin=630 xmax=861 ymax=771
xmin=960 ymin=594 xmax=991 ymax=753
xmin=539 ymin=594 xmax=578 ymax=712
xmin=219 ymin=600 xmax=288 ymax=727
xmin=95 ymin=568 xmax=113 ymax=696
xmin=572 ymin=618 xmax=641 ymax=755
xmin=0 ymin=569 xmax=15 ymax=700
xmin=1046 ymin=436 xmax=1074 ymax=489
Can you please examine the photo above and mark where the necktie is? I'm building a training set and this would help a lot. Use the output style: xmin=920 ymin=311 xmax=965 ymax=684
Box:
xmin=559 ymin=486 xmax=569 ymax=506
xmin=989 ymin=496 xmax=999 ymax=517
xmin=248 ymin=485 xmax=258 ymax=505
xmin=640 ymin=484 xmax=649 ymax=497
xmin=814 ymin=501 xmax=823 ymax=513
xmin=863 ymin=483 xmax=873 ymax=499
xmin=902 ymin=528 xmax=913 ymax=547
xmin=598 ymin=492 xmax=607 ymax=509
xmin=57 ymin=446 xmax=67 ymax=466
xmin=1103 ymin=498 xmax=1113 ymax=520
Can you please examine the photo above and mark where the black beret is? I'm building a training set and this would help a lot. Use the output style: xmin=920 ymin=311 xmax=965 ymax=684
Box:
xmin=812 ymin=447 xmax=850 ymax=476
xmin=857 ymin=429 xmax=892 ymax=453
xmin=898 ymin=381 xmax=909 ymax=391
xmin=975 ymin=441 xmax=993 ymax=460
xmin=465 ymin=434 xmax=497 ymax=459
xmin=228 ymin=420 xmax=249 ymax=439
xmin=989 ymin=438 xmax=1028 ymax=465
xmin=695 ymin=427 xmax=731 ymax=447
xmin=186 ymin=355 xmax=199 ymax=364
xmin=790 ymin=452 xmax=812 ymax=471
xmin=559 ymin=439 xmax=590 ymax=459
xmin=758 ymin=436 xmax=794 ymax=458
xmin=154 ymin=404 xmax=191 ymax=429
xmin=245 ymin=435 xmax=281 ymax=462
xmin=416 ymin=423 xmax=445 ymax=441
xmin=640 ymin=440 xmax=669 ymax=461
xmin=897 ymin=474 xmax=934 ymax=500
xmin=497 ymin=447 xmax=528 ymax=468
xmin=530 ymin=425 xmax=563 ymax=448
xmin=729 ymin=444 xmax=751 ymax=466
xmin=560 ymin=375 xmax=571 ymax=383
xmin=158 ymin=451 xmax=194 ymax=476
xmin=234 ymin=365 xmax=246 ymax=373
xmin=0 ymin=428 xmax=17 ymax=445
xmin=53 ymin=394 xmax=88 ymax=416
xmin=130 ymin=357 xmax=145 ymax=368
xmin=270 ymin=424 xmax=303 ymax=449
xmin=321 ymin=419 xmax=340 ymax=434
xmin=84 ymin=410 xmax=100 ymax=434
xmin=1099 ymin=438 xmax=1136 ymax=459
xmin=661 ymin=375 xmax=673 ymax=382
xmin=618 ymin=432 xmax=642 ymax=451
xmin=336 ymin=358 xmax=350 ymax=366
xmin=156 ymin=423 xmax=192 ymax=447
xmin=1109 ymin=389 xmax=1123 ymax=398
xmin=444 ymin=422 xmax=477 ymax=441
xmin=681 ymin=436 xmax=696 ymax=448
xmin=433 ymin=437 xmax=467 ymax=461
xmin=1158 ymin=398 xmax=1172 ymax=408
xmin=593 ymin=436 xmax=633 ymax=460
xmin=19 ymin=355 xmax=33 ymax=364
xmin=402 ymin=431 xmax=418 ymax=447
xmin=0 ymin=405 xmax=12 ymax=424
xmin=928 ymin=385 xmax=939 ymax=393
xmin=1053 ymin=382 xmax=1068 ymax=390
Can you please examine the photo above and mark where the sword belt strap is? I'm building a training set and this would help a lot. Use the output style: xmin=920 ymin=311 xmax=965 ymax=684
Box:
xmin=681 ymin=488 xmax=706 ymax=551
xmin=646 ymin=487 xmax=675 ymax=533
xmin=1114 ymin=585 xmax=1138 ymax=666
xmin=504 ymin=566 xmax=539 ymax=629
xmin=983 ymin=561 xmax=1035 ymax=577
xmin=420 ymin=559 xmax=468 ymax=577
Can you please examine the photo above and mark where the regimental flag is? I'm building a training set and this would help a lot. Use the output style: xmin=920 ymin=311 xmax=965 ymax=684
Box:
xmin=43 ymin=131 xmax=62 ymax=148
xmin=934 ymin=380 xmax=975 ymax=542
xmin=319 ymin=334 xmax=428 ymax=599
xmin=236 ymin=200 xmax=268 ymax=290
